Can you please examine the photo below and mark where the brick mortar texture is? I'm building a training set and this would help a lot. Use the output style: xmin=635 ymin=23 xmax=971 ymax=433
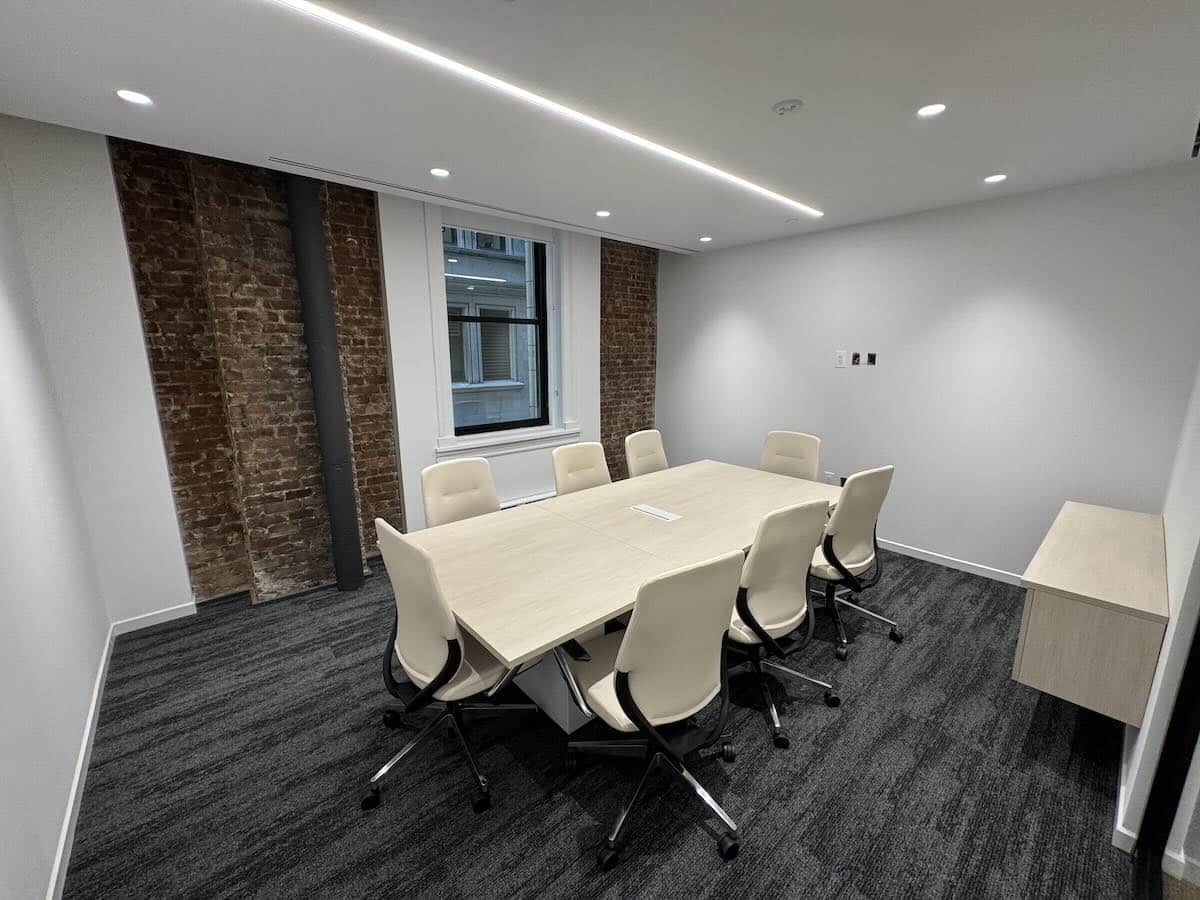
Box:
xmin=110 ymin=139 xmax=402 ymax=602
xmin=599 ymin=239 xmax=659 ymax=480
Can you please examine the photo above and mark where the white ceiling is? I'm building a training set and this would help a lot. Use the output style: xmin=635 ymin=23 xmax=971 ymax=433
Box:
xmin=1 ymin=0 xmax=1197 ymax=251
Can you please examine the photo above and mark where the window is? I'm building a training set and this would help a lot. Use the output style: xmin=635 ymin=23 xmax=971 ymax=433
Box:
xmin=443 ymin=226 xmax=549 ymax=435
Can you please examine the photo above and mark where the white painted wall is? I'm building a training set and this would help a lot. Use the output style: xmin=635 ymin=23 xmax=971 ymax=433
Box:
xmin=0 ymin=116 xmax=192 ymax=626
xmin=657 ymin=162 xmax=1200 ymax=579
xmin=379 ymin=195 xmax=601 ymax=530
xmin=1152 ymin=360 xmax=1200 ymax=879
xmin=0 ymin=128 xmax=111 ymax=900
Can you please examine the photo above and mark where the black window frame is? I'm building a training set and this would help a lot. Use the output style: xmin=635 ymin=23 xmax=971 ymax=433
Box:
xmin=448 ymin=241 xmax=550 ymax=436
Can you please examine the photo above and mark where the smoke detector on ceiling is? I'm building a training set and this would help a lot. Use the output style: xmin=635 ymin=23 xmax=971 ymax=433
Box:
xmin=771 ymin=98 xmax=805 ymax=117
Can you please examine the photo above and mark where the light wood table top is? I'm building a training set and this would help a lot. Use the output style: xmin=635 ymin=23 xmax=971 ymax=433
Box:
xmin=1021 ymin=501 xmax=1168 ymax=623
xmin=408 ymin=460 xmax=842 ymax=667
xmin=540 ymin=460 xmax=842 ymax=563
xmin=406 ymin=502 xmax=675 ymax=667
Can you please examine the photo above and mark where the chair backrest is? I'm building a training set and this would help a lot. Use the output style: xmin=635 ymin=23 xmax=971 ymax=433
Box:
xmin=375 ymin=518 xmax=460 ymax=684
xmin=420 ymin=457 xmax=500 ymax=527
xmin=760 ymin=430 xmax=821 ymax=481
xmin=826 ymin=466 xmax=894 ymax=569
xmin=741 ymin=499 xmax=830 ymax=630
xmin=552 ymin=442 xmax=612 ymax=495
xmin=625 ymin=429 xmax=668 ymax=478
xmin=615 ymin=551 xmax=743 ymax=725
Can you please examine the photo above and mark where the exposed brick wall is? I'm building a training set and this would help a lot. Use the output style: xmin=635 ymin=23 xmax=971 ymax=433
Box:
xmin=111 ymin=140 xmax=401 ymax=602
xmin=322 ymin=183 xmax=404 ymax=553
xmin=189 ymin=156 xmax=335 ymax=601
xmin=600 ymin=239 xmax=659 ymax=479
xmin=110 ymin=141 xmax=252 ymax=601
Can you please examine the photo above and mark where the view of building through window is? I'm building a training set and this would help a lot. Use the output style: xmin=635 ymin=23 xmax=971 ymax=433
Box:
xmin=443 ymin=226 xmax=548 ymax=434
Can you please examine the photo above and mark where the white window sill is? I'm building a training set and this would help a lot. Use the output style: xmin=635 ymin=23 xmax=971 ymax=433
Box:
xmin=435 ymin=422 xmax=582 ymax=460
xmin=451 ymin=380 xmax=525 ymax=394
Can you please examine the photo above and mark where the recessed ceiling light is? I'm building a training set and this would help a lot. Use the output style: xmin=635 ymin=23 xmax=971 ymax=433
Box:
xmin=116 ymin=89 xmax=153 ymax=106
xmin=467 ymin=285 xmax=475 ymax=290
xmin=698 ymin=236 xmax=713 ymax=242
xmin=595 ymin=210 xmax=611 ymax=218
xmin=983 ymin=173 xmax=1008 ymax=184
xmin=916 ymin=103 xmax=947 ymax=118
xmin=446 ymin=257 xmax=458 ymax=263
xmin=430 ymin=167 xmax=451 ymax=178
xmin=267 ymin=0 xmax=824 ymax=219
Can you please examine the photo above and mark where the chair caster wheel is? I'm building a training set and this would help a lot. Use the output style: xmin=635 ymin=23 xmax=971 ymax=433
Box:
xmin=360 ymin=788 xmax=381 ymax=811
xmin=721 ymin=742 xmax=736 ymax=763
xmin=381 ymin=710 xmax=403 ymax=729
xmin=889 ymin=628 xmax=904 ymax=644
xmin=772 ymin=730 xmax=790 ymax=749
xmin=598 ymin=846 xmax=620 ymax=871
xmin=565 ymin=750 xmax=579 ymax=775
xmin=835 ymin=646 xmax=849 ymax=661
xmin=471 ymin=791 xmax=491 ymax=814
xmin=824 ymin=691 xmax=841 ymax=707
xmin=717 ymin=833 xmax=740 ymax=861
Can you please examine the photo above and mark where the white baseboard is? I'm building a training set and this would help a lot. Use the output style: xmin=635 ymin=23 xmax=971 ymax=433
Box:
xmin=1163 ymin=846 xmax=1200 ymax=884
xmin=1112 ymin=822 xmax=1137 ymax=854
xmin=46 ymin=623 xmax=115 ymax=900
xmin=1112 ymin=727 xmax=1138 ymax=853
xmin=878 ymin=538 xmax=1022 ymax=586
xmin=111 ymin=601 xmax=195 ymax=636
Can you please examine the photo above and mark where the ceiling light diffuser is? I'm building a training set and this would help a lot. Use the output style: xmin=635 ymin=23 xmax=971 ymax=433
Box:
xmin=983 ymin=173 xmax=1008 ymax=184
xmin=266 ymin=0 xmax=824 ymax=218
xmin=116 ymin=89 xmax=153 ymax=106
xmin=430 ymin=167 xmax=450 ymax=177
xmin=698 ymin=236 xmax=713 ymax=242
xmin=595 ymin=210 xmax=611 ymax=218
xmin=916 ymin=103 xmax=947 ymax=118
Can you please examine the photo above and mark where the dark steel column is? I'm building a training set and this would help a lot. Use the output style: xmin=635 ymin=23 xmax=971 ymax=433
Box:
xmin=285 ymin=174 xmax=363 ymax=591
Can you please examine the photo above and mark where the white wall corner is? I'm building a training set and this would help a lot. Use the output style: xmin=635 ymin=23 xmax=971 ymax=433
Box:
xmin=45 ymin=624 xmax=114 ymax=900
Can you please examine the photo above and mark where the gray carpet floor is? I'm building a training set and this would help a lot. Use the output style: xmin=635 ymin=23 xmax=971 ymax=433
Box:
xmin=64 ymin=550 xmax=1131 ymax=899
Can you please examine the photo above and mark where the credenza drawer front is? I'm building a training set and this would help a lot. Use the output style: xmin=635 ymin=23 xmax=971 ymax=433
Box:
xmin=1013 ymin=589 xmax=1165 ymax=726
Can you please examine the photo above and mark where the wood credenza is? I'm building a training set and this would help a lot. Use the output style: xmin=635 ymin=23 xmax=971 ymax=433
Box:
xmin=1013 ymin=501 xmax=1168 ymax=726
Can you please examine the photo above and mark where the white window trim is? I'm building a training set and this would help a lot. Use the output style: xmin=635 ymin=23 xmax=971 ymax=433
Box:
xmin=423 ymin=205 xmax=581 ymax=458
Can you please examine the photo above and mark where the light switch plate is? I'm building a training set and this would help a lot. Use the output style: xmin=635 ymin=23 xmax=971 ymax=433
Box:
xmin=834 ymin=350 xmax=848 ymax=368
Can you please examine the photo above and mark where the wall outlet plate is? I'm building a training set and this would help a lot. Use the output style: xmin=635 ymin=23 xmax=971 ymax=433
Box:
xmin=835 ymin=350 xmax=848 ymax=368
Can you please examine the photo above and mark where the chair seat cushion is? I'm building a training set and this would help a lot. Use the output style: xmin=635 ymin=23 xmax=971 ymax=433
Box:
xmin=810 ymin=545 xmax=875 ymax=582
xmin=727 ymin=606 xmax=806 ymax=645
xmin=422 ymin=631 xmax=507 ymax=702
xmin=566 ymin=631 xmax=639 ymax=732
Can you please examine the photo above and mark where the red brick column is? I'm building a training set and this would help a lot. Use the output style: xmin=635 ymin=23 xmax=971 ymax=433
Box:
xmin=322 ymin=183 xmax=405 ymax=552
xmin=600 ymin=239 xmax=659 ymax=480
xmin=110 ymin=140 xmax=252 ymax=601
xmin=189 ymin=156 xmax=336 ymax=601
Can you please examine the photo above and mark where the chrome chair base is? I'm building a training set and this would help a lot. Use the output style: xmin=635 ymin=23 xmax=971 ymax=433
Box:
xmin=566 ymin=742 xmax=740 ymax=870
xmin=362 ymin=699 xmax=536 ymax=813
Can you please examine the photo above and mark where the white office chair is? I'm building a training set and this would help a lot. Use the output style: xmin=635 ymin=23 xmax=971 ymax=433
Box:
xmin=361 ymin=519 xmax=534 ymax=813
xmin=560 ymin=551 xmax=744 ymax=869
xmin=552 ymin=441 xmax=612 ymax=496
xmin=727 ymin=500 xmax=841 ymax=749
xmin=759 ymin=430 xmax=821 ymax=481
xmin=420 ymin=457 xmax=500 ymax=527
xmin=624 ymin=429 xmax=668 ymax=478
xmin=809 ymin=466 xmax=901 ymax=661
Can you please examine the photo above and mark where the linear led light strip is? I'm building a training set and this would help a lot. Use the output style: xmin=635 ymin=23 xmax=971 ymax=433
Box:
xmin=445 ymin=273 xmax=506 ymax=282
xmin=265 ymin=0 xmax=824 ymax=219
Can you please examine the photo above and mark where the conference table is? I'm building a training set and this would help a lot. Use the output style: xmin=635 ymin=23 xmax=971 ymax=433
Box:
xmin=407 ymin=459 xmax=842 ymax=730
